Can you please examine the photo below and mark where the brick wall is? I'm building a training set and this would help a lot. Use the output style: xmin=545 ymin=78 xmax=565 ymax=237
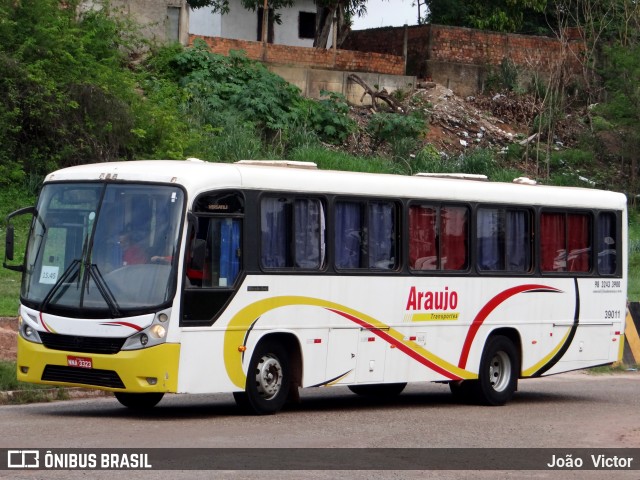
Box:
xmin=427 ymin=25 xmax=583 ymax=74
xmin=343 ymin=24 xmax=584 ymax=93
xmin=189 ymin=34 xmax=406 ymax=76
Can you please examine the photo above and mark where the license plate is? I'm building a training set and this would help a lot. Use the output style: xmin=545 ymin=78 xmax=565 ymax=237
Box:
xmin=67 ymin=355 xmax=93 ymax=369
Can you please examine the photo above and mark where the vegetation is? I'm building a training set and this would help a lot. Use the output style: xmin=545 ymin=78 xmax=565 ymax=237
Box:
xmin=0 ymin=0 xmax=639 ymax=318
xmin=425 ymin=0 xmax=549 ymax=34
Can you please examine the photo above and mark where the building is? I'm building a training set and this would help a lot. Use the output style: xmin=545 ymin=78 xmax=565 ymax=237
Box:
xmin=102 ymin=0 xmax=321 ymax=47
xmin=190 ymin=0 xmax=320 ymax=48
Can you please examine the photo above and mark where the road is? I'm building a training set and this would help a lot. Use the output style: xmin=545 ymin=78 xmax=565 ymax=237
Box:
xmin=1 ymin=371 xmax=639 ymax=479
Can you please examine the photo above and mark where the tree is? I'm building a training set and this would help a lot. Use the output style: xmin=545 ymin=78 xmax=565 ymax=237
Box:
xmin=313 ymin=0 xmax=368 ymax=48
xmin=425 ymin=0 xmax=548 ymax=33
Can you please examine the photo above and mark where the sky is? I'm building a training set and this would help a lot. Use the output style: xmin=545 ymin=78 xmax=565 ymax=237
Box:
xmin=351 ymin=0 xmax=420 ymax=30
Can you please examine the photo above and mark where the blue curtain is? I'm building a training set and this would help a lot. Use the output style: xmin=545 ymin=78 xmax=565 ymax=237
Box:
xmin=335 ymin=202 xmax=362 ymax=268
xmin=261 ymin=197 xmax=289 ymax=268
xmin=219 ymin=218 xmax=240 ymax=286
xmin=506 ymin=210 xmax=530 ymax=272
xmin=294 ymin=199 xmax=323 ymax=268
xmin=477 ymin=208 xmax=503 ymax=270
xmin=368 ymin=202 xmax=395 ymax=269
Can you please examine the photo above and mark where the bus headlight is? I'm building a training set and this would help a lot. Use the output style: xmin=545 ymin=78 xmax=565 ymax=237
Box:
xmin=121 ymin=310 xmax=171 ymax=351
xmin=149 ymin=324 xmax=166 ymax=339
xmin=19 ymin=316 xmax=42 ymax=344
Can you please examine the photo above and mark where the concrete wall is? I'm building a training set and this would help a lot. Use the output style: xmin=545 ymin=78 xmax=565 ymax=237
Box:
xmin=107 ymin=0 xmax=190 ymax=44
xmin=268 ymin=65 xmax=415 ymax=106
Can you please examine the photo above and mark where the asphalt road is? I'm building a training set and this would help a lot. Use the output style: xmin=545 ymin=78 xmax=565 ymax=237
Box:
xmin=1 ymin=371 xmax=639 ymax=479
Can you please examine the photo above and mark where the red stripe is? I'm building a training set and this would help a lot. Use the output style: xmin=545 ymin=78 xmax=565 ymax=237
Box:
xmin=457 ymin=284 xmax=562 ymax=369
xmin=39 ymin=312 xmax=51 ymax=333
xmin=327 ymin=308 xmax=461 ymax=380
xmin=100 ymin=321 xmax=143 ymax=332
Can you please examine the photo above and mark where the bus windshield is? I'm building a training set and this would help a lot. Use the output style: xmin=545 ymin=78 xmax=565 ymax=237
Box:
xmin=22 ymin=182 xmax=185 ymax=316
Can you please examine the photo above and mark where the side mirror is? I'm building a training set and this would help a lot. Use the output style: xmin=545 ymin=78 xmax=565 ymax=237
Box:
xmin=5 ymin=224 xmax=14 ymax=261
xmin=4 ymin=206 xmax=36 ymax=272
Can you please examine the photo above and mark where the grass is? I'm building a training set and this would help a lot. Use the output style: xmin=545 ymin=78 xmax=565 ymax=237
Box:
xmin=588 ymin=363 xmax=638 ymax=374
xmin=0 ymin=360 xmax=69 ymax=404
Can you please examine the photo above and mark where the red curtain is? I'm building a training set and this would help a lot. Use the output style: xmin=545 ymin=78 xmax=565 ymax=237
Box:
xmin=540 ymin=213 xmax=565 ymax=271
xmin=567 ymin=214 xmax=590 ymax=272
xmin=409 ymin=206 xmax=437 ymax=270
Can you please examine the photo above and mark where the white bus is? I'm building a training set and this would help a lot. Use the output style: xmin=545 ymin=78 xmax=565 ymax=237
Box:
xmin=4 ymin=159 xmax=627 ymax=414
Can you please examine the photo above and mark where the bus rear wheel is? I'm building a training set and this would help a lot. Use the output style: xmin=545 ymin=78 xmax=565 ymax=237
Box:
xmin=114 ymin=392 xmax=164 ymax=410
xmin=239 ymin=340 xmax=291 ymax=415
xmin=472 ymin=335 xmax=519 ymax=406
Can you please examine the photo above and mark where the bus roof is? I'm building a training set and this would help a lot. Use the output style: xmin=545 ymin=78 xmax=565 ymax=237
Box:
xmin=44 ymin=160 xmax=627 ymax=210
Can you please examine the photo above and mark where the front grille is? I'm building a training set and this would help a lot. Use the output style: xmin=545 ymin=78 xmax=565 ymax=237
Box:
xmin=39 ymin=332 xmax=126 ymax=354
xmin=42 ymin=365 xmax=125 ymax=389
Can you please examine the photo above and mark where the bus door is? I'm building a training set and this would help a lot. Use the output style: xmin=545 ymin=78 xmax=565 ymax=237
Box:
xmin=181 ymin=191 xmax=244 ymax=327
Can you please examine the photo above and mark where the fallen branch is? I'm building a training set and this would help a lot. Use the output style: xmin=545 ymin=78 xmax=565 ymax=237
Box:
xmin=347 ymin=74 xmax=404 ymax=113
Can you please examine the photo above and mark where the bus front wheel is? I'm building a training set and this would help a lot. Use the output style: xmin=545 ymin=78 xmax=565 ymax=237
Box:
xmin=114 ymin=392 xmax=164 ymax=410
xmin=240 ymin=340 xmax=291 ymax=415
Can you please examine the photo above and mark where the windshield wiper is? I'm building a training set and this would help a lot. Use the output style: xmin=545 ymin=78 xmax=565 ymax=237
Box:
xmin=88 ymin=264 xmax=121 ymax=317
xmin=39 ymin=259 xmax=81 ymax=313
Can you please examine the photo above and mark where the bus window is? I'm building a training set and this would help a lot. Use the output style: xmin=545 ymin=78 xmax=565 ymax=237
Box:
xmin=409 ymin=204 xmax=468 ymax=271
xmin=260 ymin=196 xmax=325 ymax=270
xmin=187 ymin=217 xmax=241 ymax=288
xmin=540 ymin=211 xmax=591 ymax=273
xmin=597 ymin=212 xmax=617 ymax=275
xmin=441 ymin=206 xmax=468 ymax=271
xmin=409 ymin=205 xmax=437 ymax=270
xmin=335 ymin=200 xmax=397 ymax=270
xmin=477 ymin=208 xmax=531 ymax=272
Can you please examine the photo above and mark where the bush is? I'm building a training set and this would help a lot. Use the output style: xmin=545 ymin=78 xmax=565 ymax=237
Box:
xmin=305 ymin=91 xmax=356 ymax=144
xmin=366 ymin=112 xmax=426 ymax=151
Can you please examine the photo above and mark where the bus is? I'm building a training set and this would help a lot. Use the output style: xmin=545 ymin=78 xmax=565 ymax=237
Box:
xmin=4 ymin=159 xmax=627 ymax=414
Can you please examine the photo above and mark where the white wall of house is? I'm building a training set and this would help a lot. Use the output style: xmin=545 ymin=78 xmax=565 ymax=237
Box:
xmin=189 ymin=6 xmax=222 ymax=37
xmin=189 ymin=0 xmax=327 ymax=48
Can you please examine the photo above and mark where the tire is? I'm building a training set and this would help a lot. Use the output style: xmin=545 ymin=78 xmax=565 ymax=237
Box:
xmin=242 ymin=340 xmax=291 ymax=415
xmin=471 ymin=335 xmax=519 ymax=406
xmin=114 ymin=392 xmax=164 ymax=410
xmin=348 ymin=383 xmax=407 ymax=397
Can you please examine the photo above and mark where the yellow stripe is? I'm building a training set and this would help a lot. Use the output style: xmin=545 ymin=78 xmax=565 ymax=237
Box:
xmin=223 ymin=296 xmax=476 ymax=389
xmin=325 ymin=370 xmax=353 ymax=386
xmin=624 ymin=310 xmax=640 ymax=364
xmin=412 ymin=312 xmax=460 ymax=322
xmin=521 ymin=329 xmax=571 ymax=377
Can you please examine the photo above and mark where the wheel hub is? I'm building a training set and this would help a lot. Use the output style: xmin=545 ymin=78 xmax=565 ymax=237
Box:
xmin=255 ymin=354 xmax=283 ymax=400
xmin=489 ymin=351 xmax=511 ymax=392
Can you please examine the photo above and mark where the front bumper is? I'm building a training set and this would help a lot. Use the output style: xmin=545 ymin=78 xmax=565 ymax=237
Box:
xmin=17 ymin=336 xmax=180 ymax=393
